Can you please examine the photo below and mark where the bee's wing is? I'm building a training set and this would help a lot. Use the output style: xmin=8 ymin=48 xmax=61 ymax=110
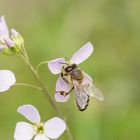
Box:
xmin=73 ymin=81 xmax=90 ymax=111
xmin=83 ymin=72 xmax=104 ymax=101
xmin=91 ymin=84 xmax=104 ymax=101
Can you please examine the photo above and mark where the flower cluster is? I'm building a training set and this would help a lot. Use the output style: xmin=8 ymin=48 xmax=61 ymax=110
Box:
xmin=0 ymin=16 xmax=23 ymax=55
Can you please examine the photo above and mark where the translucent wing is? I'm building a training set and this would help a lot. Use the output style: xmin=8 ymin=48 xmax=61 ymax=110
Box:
xmin=91 ymin=84 xmax=104 ymax=101
xmin=83 ymin=72 xmax=104 ymax=101
xmin=72 ymin=71 xmax=104 ymax=111
xmin=73 ymin=80 xmax=90 ymax=111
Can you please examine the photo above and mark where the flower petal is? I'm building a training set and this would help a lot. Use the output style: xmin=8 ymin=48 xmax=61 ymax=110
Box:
xmin=14 ymin=122 xmax=34 ymax=140
xmin=55 ymin=92 xmax=70 ymax=102
xmin=0 ymin=45 xmax=5 ymax=50
xmin=56 ymin=77 xmax=71 ymax=92
xmin=17 ymin=104 xmax=41 ymax=123
xmin=34 ymin=134 xmax=50 ymax=140
xmin=48 ymin=58 xmax=65 ymax=74
xmin=44 ymin=117 xmax=66 ymax=139
xmin=70 ymin=42 xmax=94 ymax=64
xmin=0 ymin=16 xmax=9 ymax=37
xmin=0 ymin=70 xmax=16 ymax=92
xmin=4 ymin=37 xmax=15 ymax=47
xmin=55 ymin=77 xmax=71 ymax=102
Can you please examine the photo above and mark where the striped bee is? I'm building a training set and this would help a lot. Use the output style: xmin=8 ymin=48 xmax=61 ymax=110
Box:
xmin=48 ymin=42 xmax=104 ymax=111
xmin=60 ymin=63 xmax=103 ymax=111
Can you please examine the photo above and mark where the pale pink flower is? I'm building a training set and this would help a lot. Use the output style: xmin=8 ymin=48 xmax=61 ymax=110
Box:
xmin=14 ymin=104 xmax=66 ymax=140
xmin=0 ymin=16 xmax=9 ymax=37
xmin=48 ymin=42 xmax=104 ymax=111
xmin=0 ymin=16 xmax=23 ymax=54
xmin=0 ymin=70 xmax=16 ymax=92
xmin=0 ymin=16 xmax=15 ymax=48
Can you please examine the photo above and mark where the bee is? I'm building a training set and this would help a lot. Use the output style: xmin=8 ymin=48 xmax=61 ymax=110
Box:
xmin=60 ymin=63 xmax=104 ymax=111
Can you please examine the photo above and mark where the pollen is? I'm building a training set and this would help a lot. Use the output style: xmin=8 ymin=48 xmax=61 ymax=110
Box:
xmin=60 ymin=91 xmax=67 ymax=97
xmin=34 ymin=122 xmax=44 ymax=134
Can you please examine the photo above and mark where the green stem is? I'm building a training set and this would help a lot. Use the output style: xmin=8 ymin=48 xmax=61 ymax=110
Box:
xmin=36 ymin=61 xmax=48 ymax=73
xmin=14 ymin=83 xmax=42 ymax=91
xmin=27 ymin=60 xmax=63 ymax=116
xmin=28 ymin=61 xmax=74 ymax=140
xmin=19 ymin=43 xmax=74 ymax=140
xmin=21 ymin=44 xmax=29 ymax=60
xmin=21 ymin=55 xmax=73 ymax=140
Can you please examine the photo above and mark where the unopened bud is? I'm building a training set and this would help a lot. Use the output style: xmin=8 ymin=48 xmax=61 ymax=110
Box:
xmin=4 ymin=37 xmax=15 ymax=47
xmin=11 ymin=29 xmax=19 ymax=36
xmin=11 ymin=29 xmax=24 ymax=46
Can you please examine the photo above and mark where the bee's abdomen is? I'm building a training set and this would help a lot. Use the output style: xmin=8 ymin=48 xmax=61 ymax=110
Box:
xmin=77 ymin=95 xmax=90 ymax=111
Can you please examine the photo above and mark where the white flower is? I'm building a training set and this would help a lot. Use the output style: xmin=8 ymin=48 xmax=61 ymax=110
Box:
xmin=0 ymin=70 xmax=16 ymax=92
xmin=14 ymin=104 xmax=66 ymax=140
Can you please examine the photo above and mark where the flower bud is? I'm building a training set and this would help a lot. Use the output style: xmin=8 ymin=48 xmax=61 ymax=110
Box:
xmin=4 ymin=38 xmax=15 ymax=47
xmin=0 ymin=16 xmax=24 ymax=55
xmin=11 ymin=29 xmax=18 ymax=36
xmin=11 ymin=29 xmax=24 ymax=47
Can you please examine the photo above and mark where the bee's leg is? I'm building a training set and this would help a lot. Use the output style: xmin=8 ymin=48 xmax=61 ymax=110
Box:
xmin=57 ymin=87 xmax=74 ymax=97
xmin=59 ymin=91 xmax=70 ymax=97
xmin=69 ymin=86 xmax=74 ymax=93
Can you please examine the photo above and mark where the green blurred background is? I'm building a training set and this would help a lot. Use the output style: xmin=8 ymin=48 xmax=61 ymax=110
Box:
xmin=0 ymin=0 xmax=140 ymax=139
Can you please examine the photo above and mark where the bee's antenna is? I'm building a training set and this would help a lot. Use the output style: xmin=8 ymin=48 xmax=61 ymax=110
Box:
xmin=65 ymin=57 xmax=69 ymax=61
xmin=59 ymin=62 xmax=69 ymax=65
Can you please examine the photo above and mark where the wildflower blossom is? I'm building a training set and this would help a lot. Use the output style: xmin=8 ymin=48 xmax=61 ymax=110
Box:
xmin=48 ymin=42 xmax=104 ymax=111
xmin=0 ymin=70 xmax=16 ymax=92
xmin=0 ymin=16 xmax=23 ymax=55
xmin=14 ymin=104 xmax=66 ymax=140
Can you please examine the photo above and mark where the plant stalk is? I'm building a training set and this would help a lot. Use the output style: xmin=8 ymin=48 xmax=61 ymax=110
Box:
xmin=21 ymin=54 xmax=74 ymax=140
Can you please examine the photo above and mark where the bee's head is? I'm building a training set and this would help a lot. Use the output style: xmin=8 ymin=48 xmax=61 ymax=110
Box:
xmin=61 ymin=63 xmax=77 ymax=74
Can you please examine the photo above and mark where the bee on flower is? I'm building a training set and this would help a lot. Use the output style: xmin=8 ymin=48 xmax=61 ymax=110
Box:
xmin=14 ymin=104 xmax=66 ymax=140
xmin=48 ymin=42 xmax=104 ymax=111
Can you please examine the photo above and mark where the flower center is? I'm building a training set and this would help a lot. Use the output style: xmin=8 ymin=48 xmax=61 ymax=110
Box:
xmin=34 ymin=122 xmax=44 ymax=134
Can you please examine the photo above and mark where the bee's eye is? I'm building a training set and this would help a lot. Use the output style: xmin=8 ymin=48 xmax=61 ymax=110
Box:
xmin=72 ymin=64 xmax=77 ymax=69
xmin=64 ymin=64 xmax=77 ymax=73
xmin=65 ymin=66 xmax=72 ymax=72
